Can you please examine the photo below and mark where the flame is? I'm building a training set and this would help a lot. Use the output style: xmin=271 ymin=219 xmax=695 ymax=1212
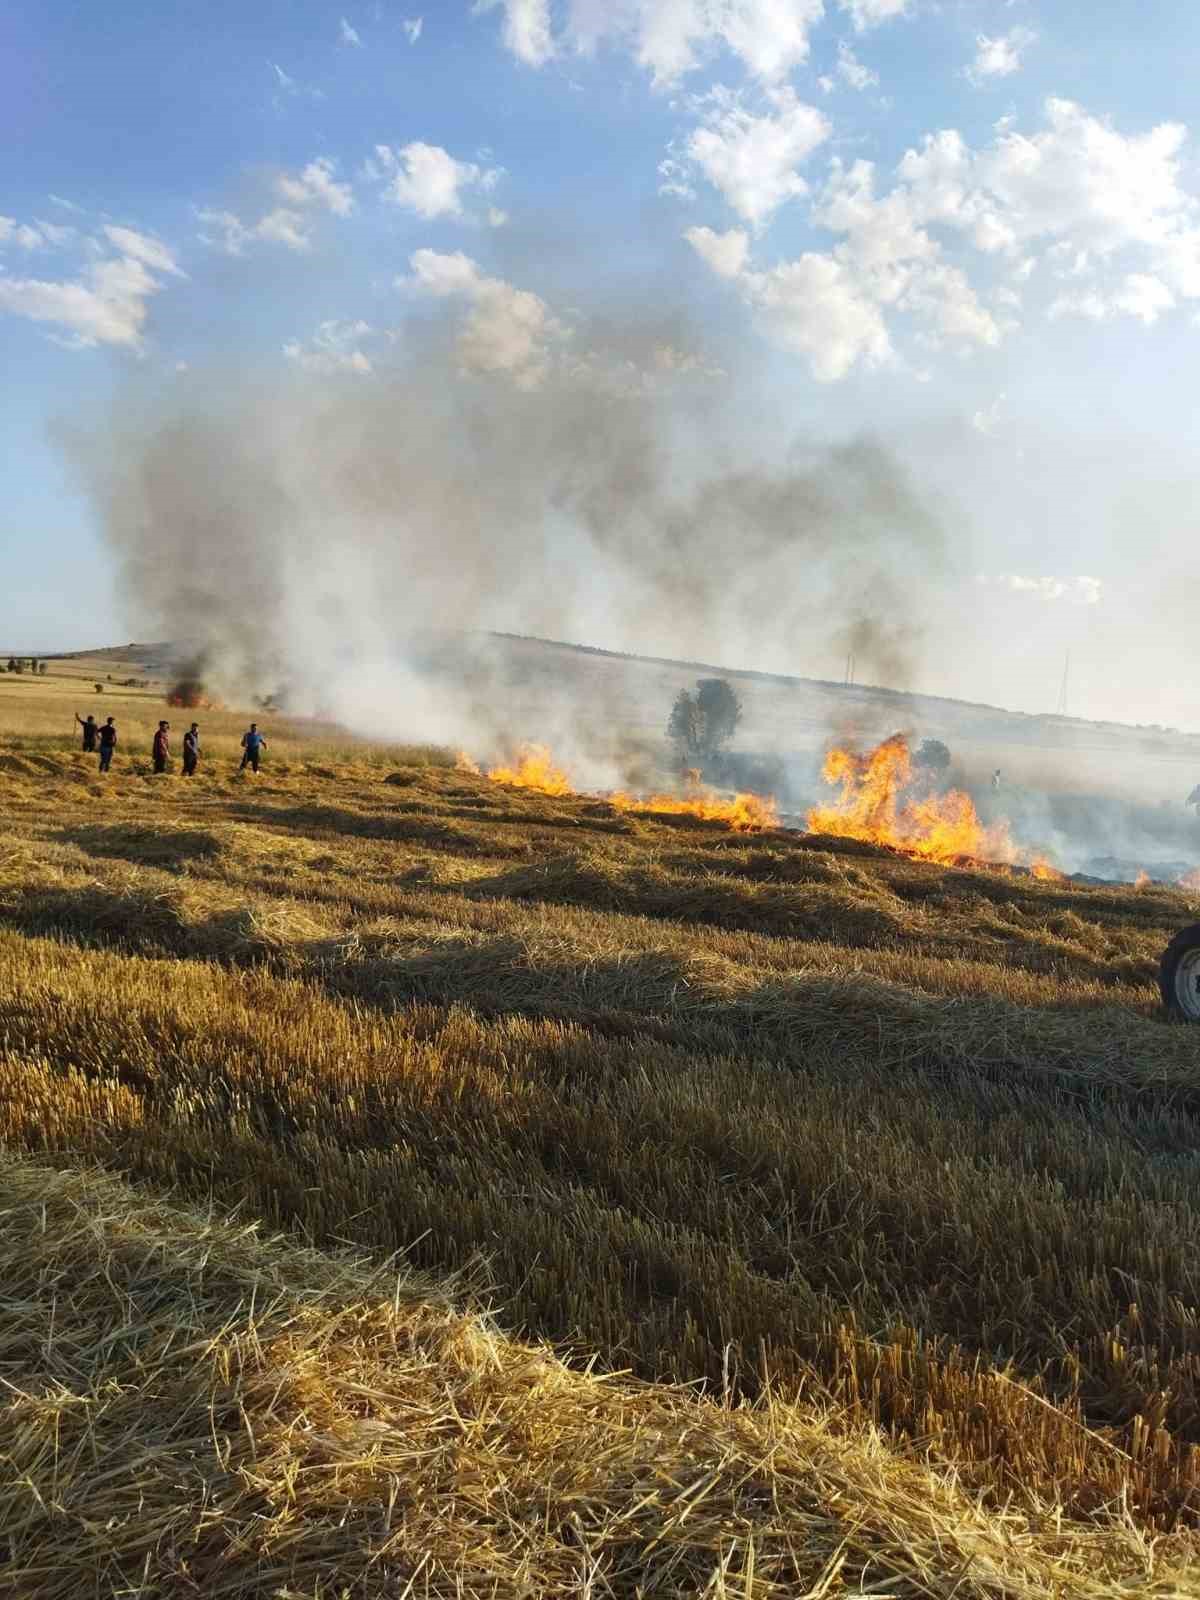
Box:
xmin=609 ymin=785 xmax=777 ymax=832
xmin=166 ymin=678 xmax=224 ymax=710
xmin=1031 ymin=857 xmax=1064 ymax=883
xmin=487 ymin=744 xmax=574 ymax=797
xmin=480 ymin=743 xmax=776 ymax=831
xmin=1134 ymin=869 xmax=1151 ymax=890
xmin=455 ymin=750 xmax=481 ymax=775
xmin=806 ymin=733 xmax=1020 ymax=867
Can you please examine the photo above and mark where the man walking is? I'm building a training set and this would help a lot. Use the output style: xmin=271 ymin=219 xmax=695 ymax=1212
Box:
xmin=239 ymin=722 xmax=266 ymax=773
xmin=182 ymin=722 xmax=200 ymax=777
xmin=75 ymin=712 xmax=98 ymax=752
xmin=98 ymin=717 xmax=117 ymax=773
xmin=153 ymin=720 xmax=170 ymax=775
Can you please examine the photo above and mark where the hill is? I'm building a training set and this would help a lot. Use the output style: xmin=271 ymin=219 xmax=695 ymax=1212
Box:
xmin=3 ymin=666 xmax=1200 ymax=1592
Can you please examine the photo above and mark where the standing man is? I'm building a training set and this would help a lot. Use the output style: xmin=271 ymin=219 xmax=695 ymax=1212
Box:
xmin=98 ymin=717 xmax=117 ymax=773
xmin=182 ymin=722 xmax=200 ymax=777
xmin=239 ymin=722 xmax=266 ymax=773
xmin=75 ymin=712 xmax=98 ymax=752
xmin=153 ymin=720 xmax=170 ymax=775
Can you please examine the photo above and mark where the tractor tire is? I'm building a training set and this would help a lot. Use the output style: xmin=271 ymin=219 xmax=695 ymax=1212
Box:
xmin=1159 ymin=923 xmax=1200 ymax=1020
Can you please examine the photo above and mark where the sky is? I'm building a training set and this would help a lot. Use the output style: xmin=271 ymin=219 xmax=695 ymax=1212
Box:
xmin=4 ymin=0 xmax=1200 ymax=730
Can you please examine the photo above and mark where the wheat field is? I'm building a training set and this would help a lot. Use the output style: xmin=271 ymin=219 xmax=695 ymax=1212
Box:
xmin=3 ymin=670 xmax=1200 ymax=1595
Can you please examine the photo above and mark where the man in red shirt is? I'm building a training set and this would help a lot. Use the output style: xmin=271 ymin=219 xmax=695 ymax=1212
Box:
xmin=152 ymin=720 xmax=170 ymax=774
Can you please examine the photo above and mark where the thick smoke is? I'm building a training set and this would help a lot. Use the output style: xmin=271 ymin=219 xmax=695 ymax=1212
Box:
xmin=61 ymin=339 xmax=950 ymax=777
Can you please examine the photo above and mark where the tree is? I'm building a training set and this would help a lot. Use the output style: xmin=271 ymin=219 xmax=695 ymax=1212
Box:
xmin=914 ymin=738 xmax=951 ymax=775
xmin=14 ymin=658 xmax=24 ymax=674
xmin=667 ymin=678 xmax=743 ymax=763
xmin=4 ymin=659 xmax=14 ymax=673
xmin=37 ymin=661 xmax=47 ymax=675
xmin=695 ymin=679 xmax=742 ymax=756
xmin=667 ymin=689 xmax=702 ymax=759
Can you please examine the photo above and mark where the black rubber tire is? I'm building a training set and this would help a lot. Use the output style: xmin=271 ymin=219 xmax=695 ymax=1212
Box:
xmin=1159 ymin=923 xmax=1200 ymax=1018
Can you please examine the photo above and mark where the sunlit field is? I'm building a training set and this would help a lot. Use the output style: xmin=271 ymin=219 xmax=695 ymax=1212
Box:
xmin=3 ymin=664 xmax=1200 ymax=1595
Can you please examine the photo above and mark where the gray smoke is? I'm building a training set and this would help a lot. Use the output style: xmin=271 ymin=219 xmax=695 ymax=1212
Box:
xmin=59 ymin=336 xmax=951 ymax=774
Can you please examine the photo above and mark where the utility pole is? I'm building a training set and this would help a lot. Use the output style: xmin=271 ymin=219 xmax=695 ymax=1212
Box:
xmin=1056 ymin=649 xmax=1070 ymax=716
xmin=844 ymin=652 xmax=855 ymax=687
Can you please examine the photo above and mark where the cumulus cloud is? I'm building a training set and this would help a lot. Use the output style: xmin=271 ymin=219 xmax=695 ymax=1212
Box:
xmin=683 ymin=224 xmax=749 ymax=278
xmin=198 ymin=157 xmax=353 ymax=256
xmin=283 ymin=318 xmax=373 ymax=373
xmin=838 ymin=0 xmax=911 ymax=32
xmin=402 ymin=16 xmax=423 ymax=43
xmin=1049 ymin=274 xmax=1176 ymax=326
xmin=967 ymin=26 xmax=1037 ymax=85
xmin=481 ymin=0 xmax=824 ymax=86
xmin=339 ymin=16 xmax=361 ymax=45
xmin=741 ymin=252 xmax=892 ymax=379
xmin=473 ymin=0 xmax=555 ymax=68
xmin=0 ymin=252 xmax=165 ymax=349
xmin=683 ymin=86 xmax=830 ymax=226
xmin=371 ymin=142 xmax=501 ymax=220
xmin=403 ymin=247 xmax=565 ymax=387
xmin=836 ymin=40 xmax=878 ymax=90
xmin=276 ymin=157 xmax=354 ymax=216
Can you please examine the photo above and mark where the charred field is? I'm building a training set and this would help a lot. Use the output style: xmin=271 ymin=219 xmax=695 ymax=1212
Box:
xmin=3 ymin=681 xmax=1200 ymax=1595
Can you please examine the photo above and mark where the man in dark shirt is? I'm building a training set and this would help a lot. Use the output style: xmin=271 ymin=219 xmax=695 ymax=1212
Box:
xmin=75 ymin=713 xmax=98 ymax=752
xmin=182 ymin=723 xmax=200 ymax=776
xmin=239 ymin=722 xmax=266 ymax=773
xmin=98 ymin=717 xmax=117 ymax=772
xmin=152 ymin=720 xmax=170 ymax=774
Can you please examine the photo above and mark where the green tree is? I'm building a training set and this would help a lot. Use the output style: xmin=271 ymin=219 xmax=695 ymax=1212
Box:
xmin=37 ymin=661 xmax=47 ymax=675
xmin=914 ymin=738 xmax=951 ymax=775
xmin=667 ymin=689 xmax=702 ymax=759
xmin=694 ymin=679 xmax=742 ymax=756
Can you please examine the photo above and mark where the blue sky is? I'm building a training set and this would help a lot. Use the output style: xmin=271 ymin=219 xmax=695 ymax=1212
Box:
xmin=5 ymin=0 xmax=1200 ymax=726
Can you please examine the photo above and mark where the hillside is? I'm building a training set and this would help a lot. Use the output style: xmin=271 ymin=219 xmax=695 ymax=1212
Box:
xmin=3 ymin=670 xmax=1200 ymax=1592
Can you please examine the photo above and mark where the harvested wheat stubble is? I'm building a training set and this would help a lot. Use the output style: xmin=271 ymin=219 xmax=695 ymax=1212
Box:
xmin=0 ymin=1152 xmax=1194 ymax=1600
xmin=7 ymin=746 xmax=1200 ymax=1556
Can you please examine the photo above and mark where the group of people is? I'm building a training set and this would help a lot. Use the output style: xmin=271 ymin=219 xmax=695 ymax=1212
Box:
xmin=76 ymin=713 xmax=267 ymax=775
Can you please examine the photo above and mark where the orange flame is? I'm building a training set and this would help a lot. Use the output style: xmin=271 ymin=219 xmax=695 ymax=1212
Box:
xmin=1031 ymin=857 xmax=1064 ymax=883
xmin=481 ymin=743 xmax=776 ymax=831
xmin=166 ymin=678 xmax=225 ymax=710
xmin=806 ymin=733 xmax=1020 ymax=867
xmin=487 ymin=744 xmax=574 ymax=797
xmin=610 ymin=785 xmax=778 ymax=832
xmin=1134 ymin=869 xmax=1151 ymax=889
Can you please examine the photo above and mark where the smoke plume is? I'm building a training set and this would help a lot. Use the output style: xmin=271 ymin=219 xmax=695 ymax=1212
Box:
xmin=61 ymin=333 xmax=951 ymax=770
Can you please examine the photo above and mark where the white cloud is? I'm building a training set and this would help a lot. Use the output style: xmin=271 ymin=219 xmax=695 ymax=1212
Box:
xmin=0 ymin=252 xmax=164 ymax=349
xmin=684 ymin=86 xmax=830 ymax=226
xmin=473 ymin=0 xmax=555 ymax=68
xmin=741 ymin=252 xmax=892 ymax=380
xmin=198 ymin=158 xmax=352 ymax=257
xmin=276 ymin=157 xmax=354 ymax=216
xmin=374 ymin=142 xmax=500 ymax=220
xmin=0 ymin=218 xmax=78 ymax=251
xmin=284 ymin=318 xmax=373 ymax=374
xmin=339 ymin=16 xmax=362 ymax=45
xmin=102 ymin=226 xmax=184 ymax=276
xmin=402 ymin=16 xmax=423 ymax=42
xmin=197 ymin=206 xmax=313 ymax=254
xmin=488 ymin=206 xmax=510 ymax=227
xmin=967 ymin=26 xmax=1036 ymax=85
xmin=970 ymin=391 xmax=1005 ymax=435
xmin=658 ymin=157 xmax=696 ymax=202
xmin=485 ymin=0 xmax=824 ymax=86
xmin=838 ymin=0 xmax=911 ymax=32
xmin=836 ymin=40 xmax=878 ymax=90
xmin=1116 ymin=272 xmax=1176 ymax=324
xmin=977 ymin=574 xmax=1103 ymax=605
xmin=270 ymin=61 xmax=325 ymax=103
xmin=403 ymin=247 xmax=564 ymax=388
xmin=684 ymin=224 xmax=749 ymax=278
